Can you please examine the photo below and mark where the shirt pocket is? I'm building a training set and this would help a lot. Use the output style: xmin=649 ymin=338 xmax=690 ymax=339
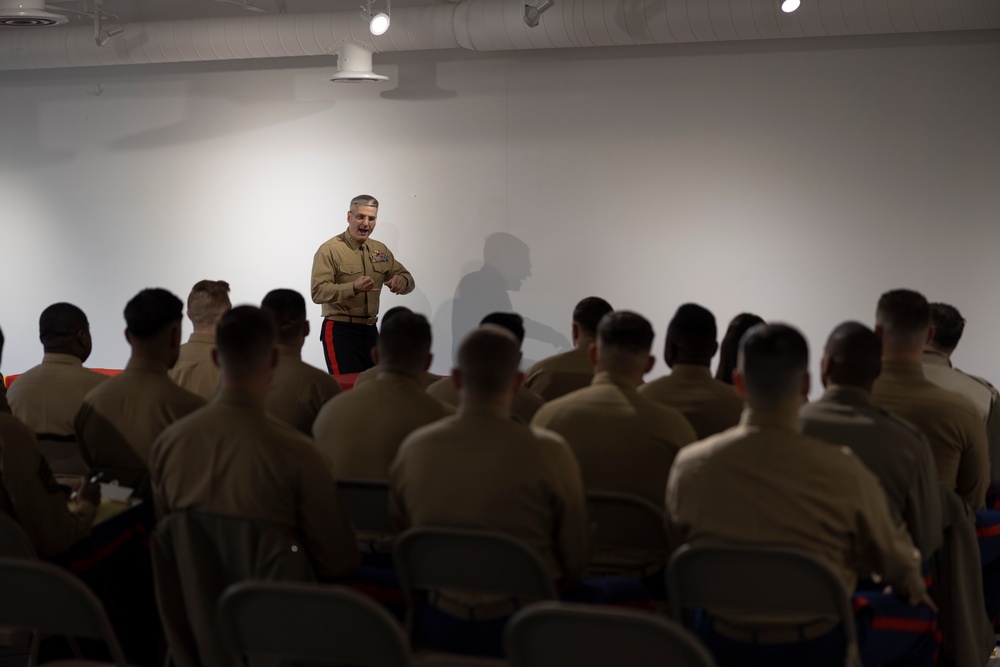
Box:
xmin=337 ymin=259 xmax=364 ymax=279
xmin=371 ymin=259 xmax=392 ymax=276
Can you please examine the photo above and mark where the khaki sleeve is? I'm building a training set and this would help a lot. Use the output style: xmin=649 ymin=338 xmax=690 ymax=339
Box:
xmin=387 ymin=448 xmax=411 ymax=533
xmin=546 ymin=435 xmax=589 ymax=583
xmin=310 ymin=244 xmax=358 ymax=305
xmin=1 ymin=421 xmax=95 ymax=557
xmin=902 ymin=435 xmax=945 ymax=560
xmin=296 ymin=446 xmax=360 ymax=579
xmin=986 ymin=390 xmax=1000 ymax=484
xmin=387 ymin=253 xmax=415 ymax=294
xmin=956 ymin=415 xmax=990 ymax=510
xmin=852 ymin=462 xmax=926 ymax=604
xmin=73 ymin=400 xmax=96 ymax=466
xmin=664 ymin=460 xmax=691 ymax=554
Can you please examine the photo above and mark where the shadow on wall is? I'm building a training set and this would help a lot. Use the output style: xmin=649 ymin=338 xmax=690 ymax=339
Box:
xmin=439 ymin=232 xmax=570 ymax=365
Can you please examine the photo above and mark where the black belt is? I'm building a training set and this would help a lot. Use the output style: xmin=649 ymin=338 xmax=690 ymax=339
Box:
xmin=328 ymin=315 xmax=378 ymax=325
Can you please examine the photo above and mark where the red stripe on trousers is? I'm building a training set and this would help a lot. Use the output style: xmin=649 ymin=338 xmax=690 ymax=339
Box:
xmin=976 ymin=522 xmax=1000 ymax=539
xmin=871 ymin=618 xmax=937 ymax=634
xmin=323 ymin=320 xmax=340 ymax=375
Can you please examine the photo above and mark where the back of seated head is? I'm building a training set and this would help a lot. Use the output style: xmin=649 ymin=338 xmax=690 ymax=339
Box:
xmin=929 ymin=302 xmax=965 ymax=352
xmin=597 ymin=311 xmax=655 ymax=374
xmin=876 ymin=289 xmax=930 ymax=349
xmin=0 ymin=324 xmax=4 ymax=362
xmin=187 ymin=280 xmax=232 ymax=329
xmin=572 ymin=297 xmax=613 ymax=338
xmin=215 ymin=306 xmax=277 ymax=380
xmin=377 ymin=312 xmax=431 ymax=374
xmin=39 ymin=302 xmax=91 ymax=358
xmin=666 ymin=303 xmax=717 ymax=364
xmin=380 ymin=306 xmax=412 ymax=331
xmin=738 ymin=323 xmax=808 ymax=404
xmin=260 ymin=288 xmax=306 ymax=346
xmin=480 ymin=312 xmax=525 ymax=346
xmin=457 ymin=326 xmax=521 ymax=399
xmin=716 ymin=312 xmax=765 ymax=385
xmin=125 ymin=289 xmax=184 ymax=340
xmin=824 ymin=321 xmax=882 ymax=390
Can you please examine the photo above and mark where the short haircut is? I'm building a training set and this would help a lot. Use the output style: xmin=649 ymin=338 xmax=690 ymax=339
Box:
xmin=39 ymin=303 xmax=89 ymax=348
xmin=187 ymin=280 xmax=231 ymax=328
xmin=666 ymin=303 xmax=717 ymax=355
xmin=876 ymin=289 xmax=930 ymax=344
xmin=739 ymin=323 xmax=809 ymax=401
xmin=260 ymin=289 xmax=306 ymax=345
xmin=480 ymin=312 xmax=525 ymax=345
xmin=598 ymin=311 xmax=655 ymax=356
xmin=930 ymin=303 xmax=966 ymax=351
xmin=572 ymin=297 xmax=614 ymax=337
xmin=380 ymin=306 xmax=413 ymax=331
xmin=350 ymin=194 xmax=379 ymax=210
xmin=124 ymin=289 xmax=184 ymax=339
xmin=215 ymin=306 xmax=276 ymax=378
xmin=824 ymin=321 xmax=882 ymax=388
xmin=458 ymin=326 xmax=521 ymax=397
xmin=378 ymin=312 xmax=432 ymax=371
xmin=716 ymin=313 xmax=765 ymax=384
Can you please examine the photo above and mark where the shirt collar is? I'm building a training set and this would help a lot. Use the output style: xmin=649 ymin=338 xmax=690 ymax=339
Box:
xmin=277 ymin=345 xmax=302 ymax=360
xmin=458 ymin=400 xmax=511 ymax=420
xmin=375 ymin=370 xmax=422 ymax=386
xmin=922 ymin=350 xmax=952 ymax=368
xmin=126 ymin=357 xmax=169 ymax=375
xmin=592 ymin=371 xmax=640 ymax=391
xmin=820 ymin=385 xmax=873 ymax=407
xmin=880 ymin=359 xmax=927 ymax=380
xmin=667 ymin=364 xmax=713 ymax=380
xmin=188 ymin=333 xmax=215 ymax=344
xmin=215 ymin=389 xmax=265 ymax=409
xmin=41 ymin=353 xmax=83 ymax=366
xmin=342 ymin=230 xmax=366 ymax=251
xmin=739 ymin=406 xmax=800 ymax=432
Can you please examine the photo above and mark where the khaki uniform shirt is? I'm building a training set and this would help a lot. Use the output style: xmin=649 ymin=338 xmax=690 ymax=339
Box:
xmin=667 ymin=409 xmax=926 ymax=606
xmin=390 ymin=402 xmax=589 ymax=582
xmin=523 ymin=345 xmax=596 ymax=402
xmin=425 ymin=377 xmax=545 ymax=425
xmin=7 ymin=353 xmax=107 ymax=437
xmin=0 ymin=412 xmax=96 ymax=557
xmin=76 ymin=358 xmax=206 ymax=495
xmin=638 ymin=364 xmax=743 ymax=440
xmin=314 ymin=371 xmax=453 ymax=480
xmin=310 ymin=231 xmax=414 ymax=319
xmin=872 ymin=360 xmax=989 ymax=509
xmin=799 ymin=386 xmax=944 ymax=560
xmin=265 ymin=345 xmax=342 ymax=436
xmin=353 ymin=366 xmax=441 ymax=390
xmin=150 ymin=390 xmax=359 ymax=580
xmin=532 ymin=372 xmax=696 ymax=508
xmin=168 ymin=333 xmax=219 ymax=401
xmin=923 ymin=350 xmax=1000 ymax=484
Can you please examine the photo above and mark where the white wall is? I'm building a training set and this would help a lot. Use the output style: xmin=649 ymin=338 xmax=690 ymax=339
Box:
xmin=1 ymin=31 xmax=998 ymax=391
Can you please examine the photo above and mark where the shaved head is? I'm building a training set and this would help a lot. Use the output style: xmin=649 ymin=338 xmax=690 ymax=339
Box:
xmin=738 ymin=323 xmax=809 ymax=404
xmin=823 ymin=321 xmax=882 ymax=391
xmin=876 ymin=289 xmax=930 ymax=352
xmin=215 ymin=306 xmax=277 ymax=381
xmin=457 ymin=326 xmax=522 ymax=399
xmin=665 ymin=303 xmax=718 ymax=366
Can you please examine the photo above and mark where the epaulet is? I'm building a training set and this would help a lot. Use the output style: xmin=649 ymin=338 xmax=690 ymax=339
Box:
xmin=959 ymin=368 xmax=999 ymax=394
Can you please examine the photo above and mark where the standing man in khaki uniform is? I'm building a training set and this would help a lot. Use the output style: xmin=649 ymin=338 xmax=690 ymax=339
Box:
xmin=523 ymin=297 xmax=612 ymax=401
xmin=311 ymin=194 xmax=415 ymax=375
xmin=799 ymin=322 xmax=943 ymax=560
xmin=8 ymin=303 xmax=106 ymax=437
xmin=314 ymin=312 xmax=452 ymax=480
xmin=667 ymin=324 xmax=936 ymax=667
xmin=260 ymin=289 xmax=342 ymax=436
xmin=168 ymin=280 xmax=231 ymax=400
xmin=390 ymin=326 xmax=588 ymax=654
xmin=76 ymin=289 xmax=205 ymax=498
xmin=151 ymin=306 xmax=359 ymax=581
xmin=922 ymin=302 xmax=1000 ymax=484
xmin=426 ymin=313 xmax=545 ymax=424
xmin=640 ymin=303 xmax=743 ymax=439
xmin=872 ymin=290 xmax=989 ymax=509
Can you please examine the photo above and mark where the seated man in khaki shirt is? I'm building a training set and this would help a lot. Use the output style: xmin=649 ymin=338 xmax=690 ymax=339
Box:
xmin=872 ymin=289 xmax=989 ymax=509
xmin=523 ymin=297 xmax=612 ymax=401
xmin=8 ymin=302 xmax=106 ymax=437
xmin=390 ymin=326 xmax=588 ymax=655
xmin=168 ymin=279 xmax=231 ymax=400
xmin=426 ymin=313 xmax=545 ymax=424
xmin=151 ymin=306 xmax=359 ymax=581
xmin=261 ymin=288 xmax=342 ymax=436
xmin=351 ymin=307 xmax=441 ymax=390
xmin=76 ymin=289 xmax=206 ymax=498
xmin=314 ymin=311 xmax=452 ymax=480
xmin=922 ymin=302 xmax=1000 ymax=485
xmin=668 ymin=323 xmax=936 ymax=667
xmin=640 ymin=303 xmax=743 ymax=440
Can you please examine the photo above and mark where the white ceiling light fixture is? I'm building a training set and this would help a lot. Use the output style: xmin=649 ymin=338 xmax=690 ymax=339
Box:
xmin=780 ymin=0 xmax=800 ymax=12
xmin=329 ymin=40 xmax=388 ymax=83
xmin=0 ymin=0 xmax=68 ymax=27
xmin=362 ymin=0 xmax=389 ymax=36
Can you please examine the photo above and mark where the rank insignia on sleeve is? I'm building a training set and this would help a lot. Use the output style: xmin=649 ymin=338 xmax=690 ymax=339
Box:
xmin=370 ymin=251 xmax=389 ymax=263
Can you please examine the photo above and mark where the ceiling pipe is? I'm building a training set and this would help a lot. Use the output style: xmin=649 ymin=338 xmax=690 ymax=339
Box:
xmin=0 ymin=0 xmax=996 ymax=71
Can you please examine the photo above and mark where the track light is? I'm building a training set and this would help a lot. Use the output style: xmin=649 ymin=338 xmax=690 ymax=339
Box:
xmin=362 ymin=0 xmax=390 ymax=36
xmin=780 ymin=0 xmax=800 ymax=12
xmin=524 ymin=0 xmax=553 ymax=27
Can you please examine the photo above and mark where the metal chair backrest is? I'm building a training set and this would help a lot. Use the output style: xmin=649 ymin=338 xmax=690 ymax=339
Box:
xmin=336 ymin=478 xmax=393 ymax=534
xmin=217 ymin=581 xmax=412 ymax=666
xmin=0 ymin=556 xmax=128 ymax=665
xmin=667 ymin=543 xmax=857 ymax=665
xmin=0 ymin=512 xmax=37 ymax=558
xmin=586 ymin=491 xmax=668 ymax=554
xmin=506 ymin=601 xmax=717 ymax=667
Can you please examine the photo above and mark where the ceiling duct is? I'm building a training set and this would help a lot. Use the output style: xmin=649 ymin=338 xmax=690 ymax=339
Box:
xmin=329 ymin=40 xmax=388 ymax=82
xmin=0 ymin=0 xmax=67 ymax=26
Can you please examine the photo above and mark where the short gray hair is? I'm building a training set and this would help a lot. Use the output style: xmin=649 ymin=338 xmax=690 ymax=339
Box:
xmin=350 ymin=194 xmax=379 ymax=210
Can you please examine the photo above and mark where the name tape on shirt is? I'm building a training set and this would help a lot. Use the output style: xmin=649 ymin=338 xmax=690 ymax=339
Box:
xmin=370 ymin=251 xmax=389 ymax=263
